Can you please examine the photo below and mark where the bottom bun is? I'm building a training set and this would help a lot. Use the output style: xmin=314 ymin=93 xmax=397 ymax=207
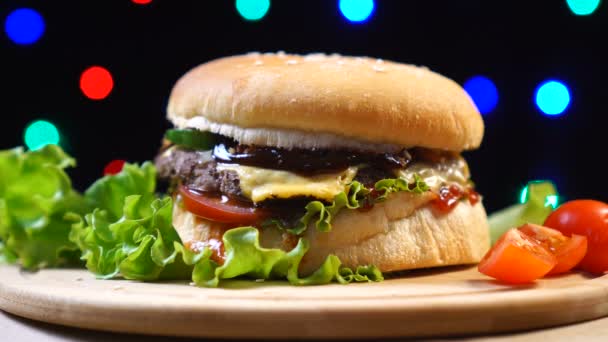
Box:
xmin=300 ymin=200 xmax=490 ymax=274
xmin=173 ymin=193 xmax=490 ymax=275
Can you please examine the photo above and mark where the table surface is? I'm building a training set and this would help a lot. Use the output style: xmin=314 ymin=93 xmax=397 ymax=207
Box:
xmin=2 ymin=309 xmax=608 ymax=342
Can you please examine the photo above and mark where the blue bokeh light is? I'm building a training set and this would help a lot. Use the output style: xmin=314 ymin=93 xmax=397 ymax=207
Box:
xmin=535 ymin=80 xmax=571 ymax=116
xmin=339 ymin=0 xmax=375 ymax=23
xmin=4 ymin=8 xmax=45 ymax=45
xmin=463 ymin=76 xmax=499 ymax=115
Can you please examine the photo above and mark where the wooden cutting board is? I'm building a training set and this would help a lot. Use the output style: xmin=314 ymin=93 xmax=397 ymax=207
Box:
xmin=1 ymin=264 xmax=608 ymax=339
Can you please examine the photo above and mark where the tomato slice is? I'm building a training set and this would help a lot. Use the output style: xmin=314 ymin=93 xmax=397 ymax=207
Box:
xmin=478 ymin=229 xmax=557 ymax=284
xmin=547 ymin=235 xmax=588 ymax=275
xmin=518 ymin=223 xmax=588 ymax=275
xmin=178 ymin=185 xmax=269 ymax=225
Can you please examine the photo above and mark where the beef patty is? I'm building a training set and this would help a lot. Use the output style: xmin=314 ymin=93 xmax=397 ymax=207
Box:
xmin=156 ymin=148 xmax=244 ymax=199
xmin=155 ymin=146 xmax=396 ymax=202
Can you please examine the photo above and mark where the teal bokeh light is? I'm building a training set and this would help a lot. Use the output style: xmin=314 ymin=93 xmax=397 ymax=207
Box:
xmin=339 ymin=0 xmax=375 ymax=23
xmin=235 ymin=0 xmax=270 ymax=21
xmin=535 ymin=80 xmax=571 ymax=116
xmin=24 ymin=120 xmax=60 ymax=151
xmin=566 ymin=0 xmax=601 ymax=16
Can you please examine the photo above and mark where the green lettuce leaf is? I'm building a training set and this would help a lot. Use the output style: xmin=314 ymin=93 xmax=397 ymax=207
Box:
xmin=488 ymin=181 xmax=559 ymax=244
xmin=70 ymin=161 xmax=195 ymax=279
xmin=0 ymin=145 xmax=89 ymax=269
xmin=1 ymin=144 xmax=383 ymax=286
xmin=263 ymin=181 xmax=370 ymax=235
xmin=374 ymin=173 xmax=430 ymax=201
xmin=337 ymin=264 xmax=385 ymax=283
xmin=84 ymin=162 xmax=157 ymax=221
xmin=194 ymin=227 xmax=383 ymax=287
xmin=188 ymin=226 xmax=384 ymax=287
xmin=0 ymin=241 xmax=17 ymax=264
xmin=263 ymin=175 xmax=429 ymax=235
xmin=70 ymin=194 xmax=382 ymax=287
xmin=68 ymin=195 xmax=192 ymax=280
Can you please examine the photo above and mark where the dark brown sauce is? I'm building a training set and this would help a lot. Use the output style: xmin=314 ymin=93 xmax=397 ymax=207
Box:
xmin=212 ymin=143 xmax=411 ymax=174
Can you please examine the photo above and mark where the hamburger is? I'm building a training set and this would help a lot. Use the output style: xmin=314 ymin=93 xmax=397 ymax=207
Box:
xmin=155 ymin=52 xmax=489 ymax=275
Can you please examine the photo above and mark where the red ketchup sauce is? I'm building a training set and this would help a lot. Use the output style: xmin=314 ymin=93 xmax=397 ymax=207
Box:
xmin=185 ymin=239 xmax=225 ymax=265
xmin=431 ymin=185 xmax=481 ymax=213
xmin=184 ymin=222 xmax=231 ymax=265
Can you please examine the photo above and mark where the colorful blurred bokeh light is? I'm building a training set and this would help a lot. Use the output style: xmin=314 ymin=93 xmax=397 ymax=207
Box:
xmin=5 ymin=8 xmax=45 ymax=45
xmin=236 ymin=0 xmax=271 ymax=21
xmin=24 ymin=120 xmax=60 ymax=151
xmin=566 ymin=0 xmax=601 ymax=16
xmin=464 ymin=76 xmax=499 ymax=115
xmin=535 ymin=80 xmax=571 ymax=116
xmin=339 ymin=0 xmax=375 ymax=23
xmin=80 ymin=66 xmax=114 ymax=100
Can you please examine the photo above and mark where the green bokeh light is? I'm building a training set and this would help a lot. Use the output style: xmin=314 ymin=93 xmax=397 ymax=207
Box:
xmin=566 ymin=0 xmax=601 ymax=15
xmin=24 ymin=120 xmax=60 ymax=150
xmin=235 ymin=0 xmax=270 ymax=21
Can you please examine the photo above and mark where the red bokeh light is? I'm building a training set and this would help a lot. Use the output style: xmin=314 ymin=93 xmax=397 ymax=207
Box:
xmin=103 ymin=159 xmax=126 ymax=176
xmin=132 ymin=0 xmax=152 ymax=4
xmin=80 ymin=66 xmax=113 ymax=100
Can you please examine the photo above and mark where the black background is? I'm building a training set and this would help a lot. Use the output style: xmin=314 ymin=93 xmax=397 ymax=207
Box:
xmin=1 ymin=0 xmax=606 ymax=212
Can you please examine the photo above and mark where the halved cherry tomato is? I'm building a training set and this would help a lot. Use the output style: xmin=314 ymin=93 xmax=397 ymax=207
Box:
xmin=544 ymin=200 xmax=608 ymax=274
xmin=518 ymin=223 xmax=587 ymax=275
xmin=178 ymin=185 xmax=268 ymax=225
xmin=478 ymin=229 xmax=557 ymax=284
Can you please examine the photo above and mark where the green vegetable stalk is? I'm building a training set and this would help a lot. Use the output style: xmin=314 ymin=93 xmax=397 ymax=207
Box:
xmin=488 ymin=181 xmax=559 ymax=244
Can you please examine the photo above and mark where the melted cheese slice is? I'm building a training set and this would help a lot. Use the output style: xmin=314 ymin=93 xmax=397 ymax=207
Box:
xmin=395 ymin=156 xmax=470 ymax=191
xmin=215 ymin=163 xmax=358 ymax=203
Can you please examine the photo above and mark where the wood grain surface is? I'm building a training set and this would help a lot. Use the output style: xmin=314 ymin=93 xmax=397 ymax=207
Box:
xmin=1 ymin=264 xmax=607 ymax=339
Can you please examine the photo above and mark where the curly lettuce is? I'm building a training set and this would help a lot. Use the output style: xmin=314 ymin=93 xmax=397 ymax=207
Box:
xmin=68 ymin=161 xmax=188 ymax=280
xmin=69 ymin=193 xmax=383 ymax=287
xmin=68 ymin=196 xmax=192 ymax=280
xmin=488 ymin=180 xmax=559 ymax=244
xmin=0 ymin=145 xmax=89 ymax=269
xmin=374 ymin=173 xmax=430 ymax=201
xmin=262 ymin=181 xmax=369 ymax=235
xmin=1 ymin=146 xmax=384 ymax=287
xmin=84 ymin=162 xmax=157 ymax=221
xmin=264 ymin=175 xmax=429 ymax=235
xmin=196 ymin=227 xmax=383 ymax=287
xmin=0 ymin=241 xmax=16 ymax=264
